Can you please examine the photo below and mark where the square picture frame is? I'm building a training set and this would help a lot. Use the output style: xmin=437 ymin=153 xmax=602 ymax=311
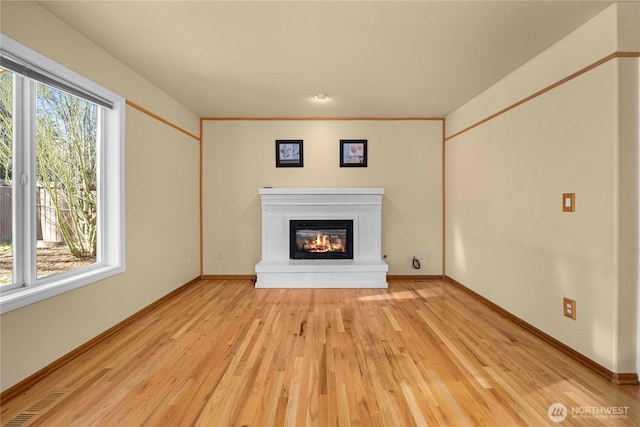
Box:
xmin=340 ymin=139 xmax=367 ymax=167
xmin=275 ymin=140 xmax=303 ymax=167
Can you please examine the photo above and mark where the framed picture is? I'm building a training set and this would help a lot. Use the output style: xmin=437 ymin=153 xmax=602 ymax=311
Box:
xmin=275 ymin=140 xmax=303 ymax=167
xmin=340 ymin=139 xmax=367 ymax=167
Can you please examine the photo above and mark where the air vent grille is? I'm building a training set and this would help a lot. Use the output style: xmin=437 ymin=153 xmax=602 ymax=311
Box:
xmin=2 ymin=390 xmax=67 ymax=427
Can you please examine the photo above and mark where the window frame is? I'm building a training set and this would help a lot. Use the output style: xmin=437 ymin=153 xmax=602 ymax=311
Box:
xmin=0 ymin=35 xmax=126 ymax=314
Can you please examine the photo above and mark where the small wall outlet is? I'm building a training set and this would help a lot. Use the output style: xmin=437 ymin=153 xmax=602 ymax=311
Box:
xmin=217 ymin=251 xmax=224 ymax=260
xmin=418 ymin=251 xmax=425 ymax=260
xmin=563 ymin=297 xmax=576 ymax=320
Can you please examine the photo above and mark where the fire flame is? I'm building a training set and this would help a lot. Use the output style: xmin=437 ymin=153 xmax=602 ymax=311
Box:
xmin=303 ymin=233 xmax=344 ymax=253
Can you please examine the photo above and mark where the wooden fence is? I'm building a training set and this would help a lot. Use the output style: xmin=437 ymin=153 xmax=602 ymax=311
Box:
xmin=0 ymin=184 xmax=64 ymax=245
xmin=0 ymin=185 xmax=10 ymax=244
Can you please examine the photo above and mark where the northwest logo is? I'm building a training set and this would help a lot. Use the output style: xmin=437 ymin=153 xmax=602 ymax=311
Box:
xmin=548 ymin=403 xmax=568 ymax=422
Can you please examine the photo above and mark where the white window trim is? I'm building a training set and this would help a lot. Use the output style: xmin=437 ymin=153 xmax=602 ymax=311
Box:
xmin=0 ymin=35 xmax=126 ymax=314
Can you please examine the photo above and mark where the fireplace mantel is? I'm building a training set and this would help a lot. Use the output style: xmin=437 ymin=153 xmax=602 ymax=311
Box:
xmin=255 ymin=187 xmax=388 ymax=288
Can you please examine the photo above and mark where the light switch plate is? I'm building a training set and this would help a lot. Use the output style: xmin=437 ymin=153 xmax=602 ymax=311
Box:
xmin=562 ymin=193 xmax=575 ymax=212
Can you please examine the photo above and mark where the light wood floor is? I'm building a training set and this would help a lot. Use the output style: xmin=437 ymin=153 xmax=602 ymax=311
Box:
xmin=1 ymin=278 xmax=639 ymax=426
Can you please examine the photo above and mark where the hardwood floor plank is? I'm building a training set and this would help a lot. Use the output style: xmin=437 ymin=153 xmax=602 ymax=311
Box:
xmin=1 ymin=278 xmax=638 ymax=426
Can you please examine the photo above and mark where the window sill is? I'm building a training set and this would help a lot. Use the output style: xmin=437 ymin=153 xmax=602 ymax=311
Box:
xmin=0 ymin=265 xmax=125 ymax=314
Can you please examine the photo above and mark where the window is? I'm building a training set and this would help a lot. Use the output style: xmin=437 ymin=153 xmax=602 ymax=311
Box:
xmin=0 ymin=35 xmax=125 ymax=313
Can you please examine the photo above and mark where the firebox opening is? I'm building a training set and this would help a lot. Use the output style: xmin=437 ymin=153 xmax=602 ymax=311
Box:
xmin=290 ymin=220 xmax=354 ymax=260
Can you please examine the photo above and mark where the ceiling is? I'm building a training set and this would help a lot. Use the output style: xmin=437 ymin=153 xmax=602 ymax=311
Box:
xmin=36 ymin=1 xmax=620 ymax=118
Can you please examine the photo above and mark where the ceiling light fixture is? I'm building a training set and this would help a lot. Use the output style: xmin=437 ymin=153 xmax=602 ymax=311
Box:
xmin=314 ymin=93 xmax=329 ymax=101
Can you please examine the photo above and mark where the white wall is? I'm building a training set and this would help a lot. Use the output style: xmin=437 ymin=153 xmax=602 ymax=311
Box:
xmin=445 ymin=3 xmax=639 ymax=375
xmin=203 ymin=120 xmax=443 ymax=276
xmin=0 ymin=1 xmax=201 ymax=392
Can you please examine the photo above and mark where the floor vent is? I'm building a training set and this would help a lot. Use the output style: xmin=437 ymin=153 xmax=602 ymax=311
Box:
xmin=2 ymin=390 xmax=67 ymax=427
xmin=2 ymin=414 xmax=35 ymax=427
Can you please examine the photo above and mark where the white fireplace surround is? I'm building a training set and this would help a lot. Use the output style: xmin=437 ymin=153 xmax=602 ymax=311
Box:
xmin=255 ymin=188 xmax=388 ymax=288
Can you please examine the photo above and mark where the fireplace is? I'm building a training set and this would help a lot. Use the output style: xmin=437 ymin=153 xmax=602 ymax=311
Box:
xmin=290 ymin=220 xmax=353 ymax=260
xmin=255 ymin=187 xmax=388 ymax=288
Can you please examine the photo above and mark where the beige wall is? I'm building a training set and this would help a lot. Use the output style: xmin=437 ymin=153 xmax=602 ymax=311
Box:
xmin=445 ymin=3 xmax=639 ymax=374
xmin=0 ymin=1 xmax=201 ymax=392
xmin=203 ymin=120 xmax=443 ymax=276
xmin=445 ymin=4 xmax=620 ymax=138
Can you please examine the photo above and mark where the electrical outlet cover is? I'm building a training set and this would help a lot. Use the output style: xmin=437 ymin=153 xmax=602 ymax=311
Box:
xmin=563 ymin=297 xmax=576 ymax=320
